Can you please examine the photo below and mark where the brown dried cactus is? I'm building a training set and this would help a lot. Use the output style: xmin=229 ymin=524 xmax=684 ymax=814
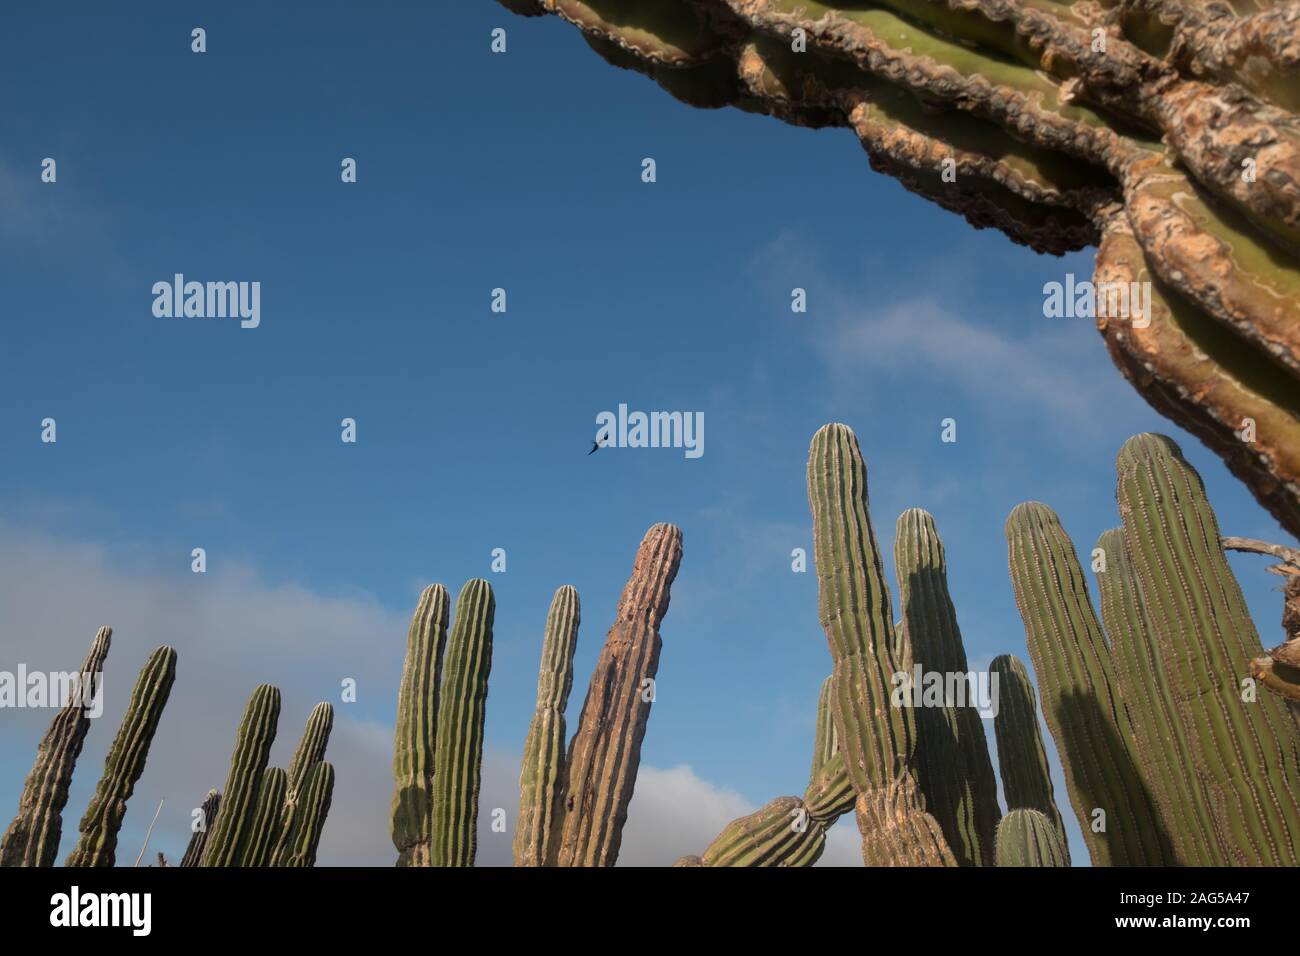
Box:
xmin=552 ymin=523 xmax=684 ymax=867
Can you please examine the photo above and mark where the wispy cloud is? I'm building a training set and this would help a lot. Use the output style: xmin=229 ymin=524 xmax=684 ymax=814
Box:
xmin=819 ymin=296 xmax=1120 ymax=436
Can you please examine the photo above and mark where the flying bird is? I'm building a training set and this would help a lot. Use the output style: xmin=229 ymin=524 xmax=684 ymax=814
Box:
xmin=589 ymin=439 xmax=602 ymax=455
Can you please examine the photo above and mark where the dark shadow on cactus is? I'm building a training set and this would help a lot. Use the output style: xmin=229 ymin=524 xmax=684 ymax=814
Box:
xmin=1056 ymin=690 xmax=1176 ymax=865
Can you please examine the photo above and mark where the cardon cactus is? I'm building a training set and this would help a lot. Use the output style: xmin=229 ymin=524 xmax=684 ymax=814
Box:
xmin=238 ymin=767 xmax=287 ymax=868
xmin=856 ymin=773 xmax=957 ymax=867
xmin=1005 ymin=502 xmax=1171 ymax=865
xmin=501 ymin=0 xmax=1300 ymax=540
xmin=694 ymin=677 xmax=854 ymax=867
xmin=286 ymin=702 xmax=333 ymax=806
xmin=179 ymin=789 xmax=221 ymax=868
xmin=808 ymin=424 xmax=970 ymax=868
xmin=1 ymin=626 xmax=111 ymax=868
xmin=988 ymin=654 xmax=1066 ymax=847
xmin=200 ymin=684 xmax=281 ymax=867
xmin=803 ymin=678 xmax=855 ymax=826
xmin=429 ymin=579 xmax=496 ymax=867
xmin=809 ymin=675 xmax=837 ymax=781
xmin=514 ymin=585 xmax=581 ymax=867
xmin=894 ymin=508 xmax=1001 ymax=866
xmin=995 ymin=808 xmax=1070 ymax=868
xmin=701 ymin=796 xmax=825 ymax=867
xmin=65 ymin=645 xmax=177 ymax=867
xmin=1094 ymin=526 xmax=1224 ymax=866
xmin=276 ymin=761 xmax=335 ymax=868
xmin=391 ymin=583 xmax=451 ymax=867
xmin=1115 ymin=433 xmax=1300 ymax=865
xmin=554 ymin=523 xmax=683 ymax=867
xmin=807 ymin=423 xmax=912 ymax=795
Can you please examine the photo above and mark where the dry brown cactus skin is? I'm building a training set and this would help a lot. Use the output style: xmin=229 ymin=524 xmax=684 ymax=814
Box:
xmin=553 ymin=523 xmax=684 ymax=867
xmin=855 ymin=773 xmax=958 ymax=867
xmin=503 ymin=0 xmax=1300 ymax=539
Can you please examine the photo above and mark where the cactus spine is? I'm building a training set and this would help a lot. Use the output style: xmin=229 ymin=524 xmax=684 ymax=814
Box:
xmin=65 ymin=645 xmax=177 ymax=867
xmin=1116 ymin=433 xmax=1300 ymax=865
xmin=1005 ymin=502 xmax=1171 ymax=865
xmin=277 ymin=761 xmax=335 ymax=868
xmin=180 ymin=789 xmax=221 ymax=867
xmin=995 ymin=809 xmax=1070 ymax=867
xmin=514 ymin=585 xmax=580 ymax=867
xmin=391 ymin=584 xmax=450 ymax=867
xmin=1 ymin=626 xmax=111 ymax=868
xmin=989 ymin=654 xmax=1066 ymax=848
xmin=554 ymin=523 xmax=683 ymax=867
xmin=430 ymin=579 xmax=495 ymax=867
xmin=200 ymin=684 xmax=281 ymax=867
xmin=894 ymin=508 xmax=1001 ymax=866
xmin=238 ymin=767 xmax=287 ymax=867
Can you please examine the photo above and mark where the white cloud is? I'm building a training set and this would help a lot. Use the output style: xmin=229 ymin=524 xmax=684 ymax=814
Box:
xmin=0 ymin=521 xmax=864 ymax=867
xmin=818 ymin=296 xmax=1121 ymax=437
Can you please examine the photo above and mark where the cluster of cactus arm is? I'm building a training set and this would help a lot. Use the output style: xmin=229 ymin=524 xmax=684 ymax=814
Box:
xmin=6 ymin=418 xmax=1299 ymax=866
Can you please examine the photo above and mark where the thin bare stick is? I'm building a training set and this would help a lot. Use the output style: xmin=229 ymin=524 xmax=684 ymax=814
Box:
xmin=1222 ymin=537 xmax=1300 ymax=569
xmin=134 ymin=799 xmax=164 ymax=867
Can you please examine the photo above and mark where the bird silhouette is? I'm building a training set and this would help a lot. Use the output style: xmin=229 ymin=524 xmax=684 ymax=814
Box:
xmin=588 ymin=439 xmax=602 ymax=455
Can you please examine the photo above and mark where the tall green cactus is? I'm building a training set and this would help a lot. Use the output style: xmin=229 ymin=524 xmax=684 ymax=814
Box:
xmin=989 ymin=654 xmax=1066 ymax=847
xmin=555 ymin=523 xmax=683 ymax=867
xmin=238 ymin=767 xmax=287 ymax=868
xmin=1005 ymin=502 xmax=1171 ymax=865
xmin=65 ymin=645 xmax=177 ymax=867
xmin=286 ymin=702 xmax=333 ymax=804
xmin=894 ymin=508 xmax=1001 ymax=866
xmin=430 ymin=579 xmax=495 ymax=867
xmin=1116 ymin=433 xmax=1300 ymax=865
xmin=180 ymin=789 xmax=220 ymax=868
xmin=276 ymin=761 xmax=335 ymax=868
xmin=391 ymin=584 xmax=450 ymax=867
xmin=804 ymin=678 xmax=855 ymax=826
xmin=1094 ymin=526 xmax=1225 ymax=866
xmin=514 ymin=585 xmax=580 ymax=867
xmin=808 ymin=676 xmax=837 ymax=781
xmin=701 ymin=796 xmax=825 ymax=867
xmin=1 ymin=626 xmax=111 ymax=868
xmin=200 ymin=684 xmax=281 ymax=867
xmin=807 ymin=423 xmax=912 ymax=794
xmin=995 ymin=809 xmax=1070 ymax=868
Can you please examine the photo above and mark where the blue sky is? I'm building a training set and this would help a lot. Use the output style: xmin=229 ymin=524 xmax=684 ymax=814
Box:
xmin=0 ymin=2 xmax=1291 ymax=866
